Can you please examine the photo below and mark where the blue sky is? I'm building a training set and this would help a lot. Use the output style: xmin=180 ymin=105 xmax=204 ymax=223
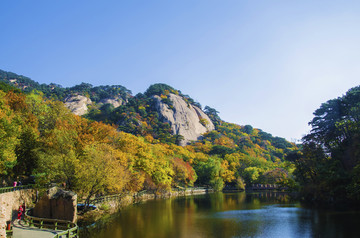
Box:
xmin=1 ymin=0 xmax=360 ymax=141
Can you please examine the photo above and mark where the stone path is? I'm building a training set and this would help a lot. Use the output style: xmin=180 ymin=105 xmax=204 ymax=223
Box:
xmin=12 ymin=220 xmax=63 ymax=238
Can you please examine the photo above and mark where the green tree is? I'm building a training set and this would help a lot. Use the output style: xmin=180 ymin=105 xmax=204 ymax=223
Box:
xmin=194 ymin=157 xmax=224 ymax=191
xmin=295 ymin=85 xmax=360 ymax=203
xmin=14 ymin=126 xmax=39 ymax=176
xmin=144 ymin=83 xmax=176 ymax=97
xmin=204 ymin=106 xmax=221 ymax=126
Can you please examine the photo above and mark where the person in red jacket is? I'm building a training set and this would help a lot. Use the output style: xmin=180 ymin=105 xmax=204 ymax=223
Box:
xmin=17 ymin=205 xmax=23 ymax=220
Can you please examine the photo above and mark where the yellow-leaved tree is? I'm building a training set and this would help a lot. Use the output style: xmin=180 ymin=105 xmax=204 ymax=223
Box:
xmin=0 ymin=91 xmax=21 ymax=175
xmin=74 ymin=143 xmax=129 ymax=207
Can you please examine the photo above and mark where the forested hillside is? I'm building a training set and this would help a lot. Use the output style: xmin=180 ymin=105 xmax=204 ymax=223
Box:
xmin=0 ymin=69 xmax=298 ymax=197
xmin=0 ymin=69 xmax=131 ymax=102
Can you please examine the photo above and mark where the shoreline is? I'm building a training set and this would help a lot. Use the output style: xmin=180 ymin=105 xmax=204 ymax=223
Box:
xmin=77 ymin=188 xmax=214 ymax=226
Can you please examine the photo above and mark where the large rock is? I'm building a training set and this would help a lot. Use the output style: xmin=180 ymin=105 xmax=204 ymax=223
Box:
xmin=153 ymin=93 xmax=215 ymax=145
xmin=64 ymin=95 xmax=92 ymax=116
xmin=98 ymin=97 xmax=124 ymax=108
xmin=33 ymin=187 xmax=77 ymax=222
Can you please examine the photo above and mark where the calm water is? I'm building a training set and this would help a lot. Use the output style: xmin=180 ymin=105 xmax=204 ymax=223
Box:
xmin=80 ymin=192 xmax=360 ymax=238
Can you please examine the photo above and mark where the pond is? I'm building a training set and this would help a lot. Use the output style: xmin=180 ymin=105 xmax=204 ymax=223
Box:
xmin=80 ymin=192 xmax=360 ymax=238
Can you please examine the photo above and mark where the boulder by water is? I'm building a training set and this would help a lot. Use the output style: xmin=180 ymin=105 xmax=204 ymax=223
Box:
xmin=33 ymin=187 xmax=77 ymax=222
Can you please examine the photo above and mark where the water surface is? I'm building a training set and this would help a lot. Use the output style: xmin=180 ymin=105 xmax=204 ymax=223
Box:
xmin=80 ymin=192 xmax=360 ymax=238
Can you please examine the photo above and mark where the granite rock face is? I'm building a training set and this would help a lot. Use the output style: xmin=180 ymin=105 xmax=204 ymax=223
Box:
xmin=63 ymin=91 xmax=215 ymax=146
xmin=64 ymin=95 xmax=92 ymax=116
xmin=33 ymin=187 xmax=77 ymax=222
xmin=153 ymin=93 xmax=215 ymax=145
xmin=98 ymin=97 xmax=124 ymax=108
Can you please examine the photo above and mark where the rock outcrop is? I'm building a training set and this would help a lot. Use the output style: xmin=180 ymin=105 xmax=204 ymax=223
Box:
xmin=153 ymin=93 xmax=215 ymax=145
xmin=98 ymin=97 xmax=124 ymax=108
xmin=33 ymin=187 xmax=77 ymax=222
xmin=64 ymin=95 xmax=92 ymax=116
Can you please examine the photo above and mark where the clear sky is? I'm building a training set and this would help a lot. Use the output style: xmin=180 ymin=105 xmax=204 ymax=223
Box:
xmin=1 ymin=0 xmax=360 ymax=141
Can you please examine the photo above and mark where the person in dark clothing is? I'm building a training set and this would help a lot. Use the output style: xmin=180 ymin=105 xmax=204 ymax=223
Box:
xmin=21 ymin=202 xmax=26 ymax=219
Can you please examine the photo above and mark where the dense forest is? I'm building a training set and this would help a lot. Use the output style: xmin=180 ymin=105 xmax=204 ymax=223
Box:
xmin=2 ymin=69 xmax=359 ymax=205
xmin=287 ymin=85 xmax=360 ymax=205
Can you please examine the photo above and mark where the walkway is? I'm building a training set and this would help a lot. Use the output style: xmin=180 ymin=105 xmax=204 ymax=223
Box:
xmin=12 ymin=220 xmax=63 ymax=238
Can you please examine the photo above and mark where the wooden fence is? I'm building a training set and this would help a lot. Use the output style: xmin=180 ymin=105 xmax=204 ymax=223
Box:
xmin=0 ymin=185 xmax=33 ymax=194
xmin=88 ymin=187 xmax=211 ymax=206
xmin=24 ymin=210 xmax=78 ymax=238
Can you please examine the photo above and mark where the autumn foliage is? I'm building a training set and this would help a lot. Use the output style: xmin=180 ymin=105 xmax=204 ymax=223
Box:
xmin=0 ymin=84 xmax=297 ymax=198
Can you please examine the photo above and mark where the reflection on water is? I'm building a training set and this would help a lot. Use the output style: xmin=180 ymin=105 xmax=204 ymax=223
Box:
xmin=80 ymin=192 xmax=360 ymax=238
xmin=209 ymin=205 xmax=313 ymax=238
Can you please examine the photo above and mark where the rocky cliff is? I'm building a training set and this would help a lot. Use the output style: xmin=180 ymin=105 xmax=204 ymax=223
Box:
xmin=153 ymin=93 xmax=215 ymax=145
xmin=64 ymin=95 xmax=125 ymax=116
xmin=98 ymin=97 xmax=124 ymax=108
xmin=63 ymin=91 xmax=215 ymax=146
xmin=64 ymin=95 xmax=92 ymax=116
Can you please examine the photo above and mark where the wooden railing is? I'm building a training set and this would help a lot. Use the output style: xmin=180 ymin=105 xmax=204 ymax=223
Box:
xmin=89 ymin=192 xmax=130 ymax=205
xmin=0 ymin=185 xmax=33 ymax=194
xmin=247 ymin=184 xmax=288 ymax=190
xmin=24 ymin=210 xmax=78 ymax=238
xmin=186 ymin=187 xmax=208 ymax=191
xmin=172 ymin=186 xmax=209 ymax=192
xmin=87 ymin=187 xmax=212 ymax=207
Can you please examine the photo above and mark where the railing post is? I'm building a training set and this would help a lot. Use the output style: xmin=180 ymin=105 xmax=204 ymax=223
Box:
xmin=24 ymin=209 xmax=79 ymax=238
